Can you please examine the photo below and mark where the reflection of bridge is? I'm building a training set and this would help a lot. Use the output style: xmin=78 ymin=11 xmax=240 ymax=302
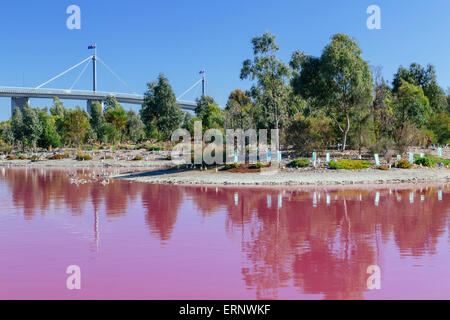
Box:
xmin=1 ymin=49 xmax=201 ymax=115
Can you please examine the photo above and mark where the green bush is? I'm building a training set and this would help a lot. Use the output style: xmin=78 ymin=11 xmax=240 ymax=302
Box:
xmin=147 ymin=145 xmax=163 ymax=152
xmin=327 ymin=159 xmax=372 ymax=170
xmin=224 ymin=163 xmax=240 ymax=170
xmin=132 ymin=155 xmax=144 ymax=161
xmin=289 ymin=158 xmax=310 ymax=168
xmin=76 ymin=153 xmax=93 ymax=161
xmin=415 ymin=156 xmax=433 ymax=167
xmin=49 ymin=152 xmax=71 ymax=160
xmin=397 ymin=159 xmax=412 ymax=169
xmin=249 ymin=162 xmax=268 ymax=169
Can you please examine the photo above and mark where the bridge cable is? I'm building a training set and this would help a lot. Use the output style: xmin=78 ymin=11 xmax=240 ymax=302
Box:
xmin=96 ymin=57 xmax=137 ymax=94
xmin=69 ymin=59 xmax=91 ymax=90
xmin=177 ymin=78 xmax=203 ymax=100
xmin=36 ymin=55 xmax=93 ymax=89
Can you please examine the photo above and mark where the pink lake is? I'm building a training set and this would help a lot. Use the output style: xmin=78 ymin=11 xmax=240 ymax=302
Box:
xmin=0 ymin=168 xmax=449 ymax=300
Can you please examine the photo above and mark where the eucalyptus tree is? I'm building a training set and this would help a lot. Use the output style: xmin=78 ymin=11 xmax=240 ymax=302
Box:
xmin=240 ymin=31 xmax=291 ymax=130
xmin=291 ymin=34 xmax=374 ymax=150
xmin=141 ymin=74 xmax=183 ymax=140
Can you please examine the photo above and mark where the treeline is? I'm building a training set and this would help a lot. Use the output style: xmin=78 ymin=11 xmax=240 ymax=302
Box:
xmin=1 ymin=32 xmax=449 ymax=154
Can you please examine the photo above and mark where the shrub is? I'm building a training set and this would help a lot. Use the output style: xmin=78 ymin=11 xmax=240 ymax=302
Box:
xmin=30 ymin=155 xmax=40 ymax=161
xmin=415 ymin=155 xmax=450 ymax=167
xmin=49 ymin=153 xmax=71 ymax=160
xmin=249 ymin=162 xmax=268 ymax=169
xmin=397 ymin=159 xmax=412 ymax=169
xmin=289 ymin=158 xmax=310 ymax=168
xmin=224 ymin=163 xmax=240 ymax=170
xmin=76 ymin=153 xmax=93 ymax=161
xmin=285 ymin=115 xmax=336 ymax=155
xmin=132 ymin=155 xmax=144 ymax=161
xmin=147 ymin=145 xmax=163 ymax=152
xmin=327 ymin=161 xmax=338 ymax=170
xmin=415 ymin=156 xmax=433 ymax=167
xmin=327 ymin=160 xmax=372 ymax=170
xmin=6 ymin=154 xmax=18 ymax=160
xmin=18 ymin=154 xmax=28 ymax=160
xmin=377 ymin=165 xmax=389 ymax=171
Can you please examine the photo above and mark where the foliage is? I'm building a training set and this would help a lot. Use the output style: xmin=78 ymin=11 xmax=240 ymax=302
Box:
xmin=327 ymin=159 xmax=372 ymax=170
xmin=132 ymin=155 xmax=144 ymax=161
xmin=62 ymin=107 xmax=90 ymax=146
xmin=415 ymin=156 xmax=433 ymax=167
xmin=397 ymin=159 xmax=412 ymax=169
xmin=225 ymin=89 xmax=254 ymax=130
xmin=89 ymin=101 xmax=105 ymax=141
xmin=285 ymin=114 xmax=336 ymax=154
xmin=126 ymin=110 xmax=145 ymax=142
xmin=291 ymin=34 xmax=374 ymax=150
xmin=427 ymin=111 xmax=450 ymax=145
xmin=289 ymin=158 xmax=310 ymax=168
xmin=22 ymin=105 xmax=43 ymax=149
xmin=75 ymin=152 xmax=93 ymax=161
xmin=195 ymin=95 xmax=225 ymax=131
xmin=104 ymin=97 xmax=129 ymax=143
xmin=141 ymin=74 xmax=184 ymax=140
xmin=249 ymin=161 xmax=268 ymax=169
xmin=241 ymin=31 xmax=291 ymax=130
xmin=38 ymin=110 xmax=60 ymax=149
xmin=393 ymin=63 xmax=448 ymax=113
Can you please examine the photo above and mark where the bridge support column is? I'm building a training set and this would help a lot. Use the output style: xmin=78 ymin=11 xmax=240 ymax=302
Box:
xmin=87 ymin=99 xmax=104 ymax=115
xmin=11 ymin=97 xmax=29 ymax=115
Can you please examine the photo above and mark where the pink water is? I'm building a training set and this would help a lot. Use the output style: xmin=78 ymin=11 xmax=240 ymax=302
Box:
xmin=0 ymin=168 xmax=449 ymax=300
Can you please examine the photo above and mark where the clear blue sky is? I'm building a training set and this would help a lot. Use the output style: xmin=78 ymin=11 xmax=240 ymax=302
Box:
xmin=1 ymin=0 xmax=450 ymax=120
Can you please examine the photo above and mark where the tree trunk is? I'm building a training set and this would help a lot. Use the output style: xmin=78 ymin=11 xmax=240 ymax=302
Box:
xmin=342 ymin=114 xmax=350 ymax=151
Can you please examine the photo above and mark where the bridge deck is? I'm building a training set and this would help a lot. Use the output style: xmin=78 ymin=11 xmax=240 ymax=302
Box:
xmin=0 ymin=86 xmax=196 ymax=111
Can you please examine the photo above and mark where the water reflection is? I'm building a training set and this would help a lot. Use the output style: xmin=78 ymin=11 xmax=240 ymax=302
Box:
xmin=0 ymin=168 xmax=448 ymax=299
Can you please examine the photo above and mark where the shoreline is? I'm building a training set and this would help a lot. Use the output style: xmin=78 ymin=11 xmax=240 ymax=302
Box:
xmin=111 ymin=167 xmax=449 ymax=187
xmin=1 ymin=158 xmax=449 ymax=187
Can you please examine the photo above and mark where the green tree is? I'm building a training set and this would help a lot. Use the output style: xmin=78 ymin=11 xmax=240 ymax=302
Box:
xmin=126 ymin=109 xmax=145 ymax=142
xmin=63 ymin=107 xmax=90 ymax=146
xmin=393 ymin=63 xmax=447 ymax=113
xmin=141 ymin=74 xmax=183 ymax=140
xmin=195 ymin=95 xmax=225 ymax=131
xmin=393 ymin=80 xmax=430 ymax=129
xmin=427 ymin=111 xmax=450 ymax=145
xmin=291 ymin=34 xmax=374 ymax=150
xmin=240 ymin=31 xmax=291 ymax=130
xmin=104 ymin=97 xmax=129 ymax=143
xmin=11 ymin=107 xmax=24 ymax=147
xmin=22 ymin=105 xmax=43 ymax=149
xmin=90 ymin=101 xmax=105 ymax=141
xmin=225 ymin=89 xmax=254 ymax=130
xmin=0 ymin=121 xmax=14 ymax=146
xmin=38 ymin=109 xmax=61 ymax=149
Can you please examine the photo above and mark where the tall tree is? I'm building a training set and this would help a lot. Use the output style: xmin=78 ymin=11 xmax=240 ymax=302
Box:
xmin=22 ymin=105 xmax=43 ymax=149
xmin=291 ymin=34 xmax=374 ymax=150
xmin=393 ymin=63 xmax=447 ymax=112
xmin=38 ymin=109 xmax=60 ymax=149
xmin=104 ymin=97 xmax=128 ymax=143
xmin=225 ymin=89 xmax=253 ymax=130
xmin=62 ymin=107 xmax=90 ymax=146
xmin=141 ymin=74 xmax=183 ymax=140
xmin=89 ymin=101 xmax=106 ymax=141
xmin=126 ymin=109 xmax=145 ymax=142
xmin=240 ymin=31 xmax=291 ymax=130
xmin=195 ymin=95 xmax=225 ymax=131
xmin=11 ymin=107 xmax=24 ymax=147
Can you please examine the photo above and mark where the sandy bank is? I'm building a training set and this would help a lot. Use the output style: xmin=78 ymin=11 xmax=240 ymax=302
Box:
xmin=111 ymin=167 xmax=450 ymax=186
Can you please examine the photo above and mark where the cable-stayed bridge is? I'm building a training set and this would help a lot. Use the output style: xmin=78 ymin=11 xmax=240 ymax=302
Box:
xmin=0 ymin=50 xmax=202 ymax=115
